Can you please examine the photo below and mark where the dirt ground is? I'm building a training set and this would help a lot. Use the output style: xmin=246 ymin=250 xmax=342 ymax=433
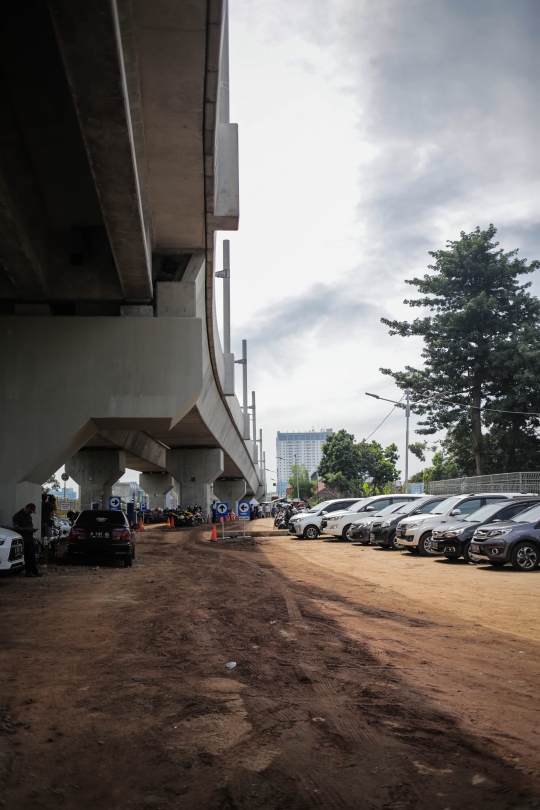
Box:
xmin=1 ymin=521 xmax=540 ymax=810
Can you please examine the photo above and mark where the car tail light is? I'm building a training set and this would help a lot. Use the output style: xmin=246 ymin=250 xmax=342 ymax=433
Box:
xmin=112 ymin=529 xmax=131 ymax=541
xmin=69 ymin=528 xmax=86 ymax=540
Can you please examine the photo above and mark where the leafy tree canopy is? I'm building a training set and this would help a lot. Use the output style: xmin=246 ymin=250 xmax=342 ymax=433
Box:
xmin=44 ymin=474 xmax=61 ymax=492
xmin=288 ymin=464 xmax=316 ymax=501
xmin=318 ymin=429 xmax=400 ymax=495
xmin=381 ymin=225 xmax=540 ymax=475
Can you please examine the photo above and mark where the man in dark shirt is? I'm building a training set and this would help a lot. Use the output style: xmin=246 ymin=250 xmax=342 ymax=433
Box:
xmin=13 ymin=503 xmax=41 ymax=578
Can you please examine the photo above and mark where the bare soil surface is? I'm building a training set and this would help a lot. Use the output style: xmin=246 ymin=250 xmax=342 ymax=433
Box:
xmin=1 ymin=524 xmax=540 ymax=810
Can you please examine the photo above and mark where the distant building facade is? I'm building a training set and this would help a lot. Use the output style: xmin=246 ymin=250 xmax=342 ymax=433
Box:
xmin=276 ymin=430 xmax=332 ymax=497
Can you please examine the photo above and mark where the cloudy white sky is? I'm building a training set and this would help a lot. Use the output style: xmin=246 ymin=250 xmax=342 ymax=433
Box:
xmin=73 ymin=0 xmax=539 ymax=495
xmin=211 ymin=0 xmax=540 ymax=486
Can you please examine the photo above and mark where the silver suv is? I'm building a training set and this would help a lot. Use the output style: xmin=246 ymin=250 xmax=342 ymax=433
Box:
xmin=289 ymin=498 xmax=362 ymax=539
xmin=395 ymin=493 xmax=530 ymax=555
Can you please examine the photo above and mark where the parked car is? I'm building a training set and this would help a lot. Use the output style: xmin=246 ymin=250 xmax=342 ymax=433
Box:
xmin=470 ymin=501 xmax=540 ymax=570
xmin=67 ymin=510 xmax=135 ymax=567
xmin=289 ymin=498 xmax=363 ymax=539
xmin=395 ymin=493 xmax=531 ymax=556
xmin=368 ymin=496 xmax=449 ymax=549
xmin=347 ymin=502 xmax=414 ymax=544
xmin=320 ymin=494 xmax=423 ymax=541
xmin=0 ymin=524 xmax=24 ymax=574
xmin=431 ymin=497 xmax=540 ymax=563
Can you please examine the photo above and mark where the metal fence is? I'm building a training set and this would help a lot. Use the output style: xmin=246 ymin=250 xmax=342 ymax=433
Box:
xmin=425 ymin=472 xmax=540 ymax=496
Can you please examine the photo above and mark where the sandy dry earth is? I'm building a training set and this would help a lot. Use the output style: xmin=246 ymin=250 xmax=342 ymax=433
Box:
xmin=1 ymin=524 xmax=540 ymax=810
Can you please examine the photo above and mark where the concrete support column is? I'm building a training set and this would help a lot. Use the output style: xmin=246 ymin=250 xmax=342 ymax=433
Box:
xmin=212 ymin=479 xmax=246 ymax=516
xmin=166 ymin=449 xmax=224 ymax=517
xmin=66 ymin=450 xmax=126 ymax=511
xmin=139 ymin=472 xmax=174 ymax=509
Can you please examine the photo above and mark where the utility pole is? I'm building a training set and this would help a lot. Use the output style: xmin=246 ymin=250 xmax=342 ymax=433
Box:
xmin=215 ymin=241 xmax=231 ymax=353
xmin=294 ymin=453 xmax=300 ymax=500
xmin=251 ymin=391 xmax=257 ymax=462
xmin=404 ymin=389 xmax=410 ymax=494
xmin=235 ymin=340 xmax=249 ymax=439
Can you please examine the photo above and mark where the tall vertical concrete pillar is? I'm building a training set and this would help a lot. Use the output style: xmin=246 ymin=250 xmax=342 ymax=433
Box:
xmin=166 ymin=449 xmax=224 ymax=517
xmin=139 ymin=472 xmax=174 ymax=509
xmin=212 ymin=479 xmax=246 ymax=515
xmin=66 ymin=450 xmax=126 ymax=511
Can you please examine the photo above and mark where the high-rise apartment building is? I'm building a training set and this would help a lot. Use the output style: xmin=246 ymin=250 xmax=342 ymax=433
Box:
xmin=276 ymin=430 xmax=333 ymax=497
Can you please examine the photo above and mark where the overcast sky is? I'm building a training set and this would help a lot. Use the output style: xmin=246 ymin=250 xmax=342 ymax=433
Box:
xmin=101 ymin=0 xmax=540 ymax=495
xmin=210 ymin=0 xmax=540 ymax=487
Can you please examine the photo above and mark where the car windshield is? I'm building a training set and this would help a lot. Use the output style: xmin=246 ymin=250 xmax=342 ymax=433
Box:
xmin=461 ymin=501 xmax=507 ymax=522
xmin=510 ymin=503 xmax=540 ymax=523
xmin=429 ymin=496 xmax=462 ymax=515
xmin=308 ymin=502 xmax=331 ymax=513
xmin=347 ymin=500 xmax=379 ymax=513
xmin=394 ymin=499 xmax=431 ymax=516
xmin=75 ymin=510 xmax=127 ymax=525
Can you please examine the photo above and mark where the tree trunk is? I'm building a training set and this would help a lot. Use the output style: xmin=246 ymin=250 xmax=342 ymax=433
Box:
xmin=470 ymin=378 xmax=485 ymax=475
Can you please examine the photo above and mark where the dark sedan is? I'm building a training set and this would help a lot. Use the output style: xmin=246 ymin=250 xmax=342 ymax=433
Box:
xmin=469 ymin=501 xmax=540 ymax=570
xmin=67 ymin=510 xmax=135 ymax=567
xmin=431 ymin=498 xmax=540 ymax=563
xmin=369 ymin=496 xmax=448 ymax=550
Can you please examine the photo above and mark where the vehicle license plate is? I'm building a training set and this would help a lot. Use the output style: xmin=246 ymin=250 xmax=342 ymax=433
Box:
xmin=90 ymin=531 xmax=109 ymax=539
xmin=369 ymin=533 xmax=375 ymax=541
xmin=471 ymin=544 xmax=480 ymax=552
xmin=431 ymin=541 xmax=439 ymax=549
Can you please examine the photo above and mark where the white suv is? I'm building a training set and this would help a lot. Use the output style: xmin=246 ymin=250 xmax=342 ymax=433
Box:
xmin=289 ymin=498 xmax=362 ymax=540
xmin=320 ymin=494 xmax=423 ymax=540
xmin=395 ymin=493 xmax=526 ymax=555
xmin=0 ymin=525 xmax=24 ymax=574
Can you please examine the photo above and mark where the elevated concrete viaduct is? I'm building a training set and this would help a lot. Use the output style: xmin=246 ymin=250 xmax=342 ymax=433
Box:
xmin=0 ymin=0 xmax=264 ymax=526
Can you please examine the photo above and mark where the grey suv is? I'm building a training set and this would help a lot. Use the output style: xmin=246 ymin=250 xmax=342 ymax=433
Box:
xmin=470 ymin=501 xmax=540 ymax=570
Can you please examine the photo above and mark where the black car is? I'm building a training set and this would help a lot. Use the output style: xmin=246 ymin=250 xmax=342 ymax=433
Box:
xmin=431 ymin=498 xmax=540 ymax=563
xmin=67 ymin=510 xmax=135 ymax=567
xmin=369 ymin=496 xmax=448 ymax=550
xmin=469 ymin=500 xmax=540 ymax=571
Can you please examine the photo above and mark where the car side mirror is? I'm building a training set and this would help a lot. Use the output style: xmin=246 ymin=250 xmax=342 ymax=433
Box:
xmin=321 ymin=510 xmax=328 ymax=515
xmin=366 ymin=506 xmax=375 ymax=511
xmin=449 ymin=509 xmax=461 ymax=515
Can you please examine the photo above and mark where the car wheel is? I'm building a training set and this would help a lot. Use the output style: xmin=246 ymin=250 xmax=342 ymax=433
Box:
xmin=511 ymin=542 xmax=539 ymax=572
xmin=303 ymin=525 xmax=319 ymax=540
xmin=418 ymin=532 xmax=436 ymax=556
xmin=341 ymin=524 xmax=352 ymax=541
xmin=124 ymin=555 xmax=133 ymax=568
xmin=463 ymin=541 xmax=478 ymax=564
xmin=388 ymin=532 xmax=400 ymax=550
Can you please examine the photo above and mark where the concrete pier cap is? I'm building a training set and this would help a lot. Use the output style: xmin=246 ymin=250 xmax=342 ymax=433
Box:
xmin=66 ymin=450 xmax=126 ymax=511
xmin=166 ymin=449 xmax=224 ymax=516
xmin=139 ymin=472 xmax=174 ymax=510
xmin=212 ymin=479 xmax=246 ymax=515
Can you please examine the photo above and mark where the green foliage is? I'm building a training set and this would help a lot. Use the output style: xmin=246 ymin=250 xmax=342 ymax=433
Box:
xmin=381 ymin=225 xmax=540 ymax=475
xmin=288 ymin=464 xmax=316 ymax=501
xmin=408 ymin=442 xmax=427 ymax=462
xmin=44 ymin=475 xmax=61 ymax=492
xmin=318 ymin=430 xmax=400 ymax=495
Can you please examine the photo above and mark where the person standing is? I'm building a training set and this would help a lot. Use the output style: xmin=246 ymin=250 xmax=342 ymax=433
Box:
xmin=41 ymin=493 xmax=56 ymax=564
xmin=13 ymin=503 xmax=41 ymax=578
xmin=264 ymin=503 xmax=271 ymax=517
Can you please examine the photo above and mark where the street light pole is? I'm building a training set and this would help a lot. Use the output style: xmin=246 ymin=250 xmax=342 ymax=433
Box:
xmin=294 ymin=453 xmax=300 ymax=500
xmin=404 ymin=389 xmax=410 ymax=494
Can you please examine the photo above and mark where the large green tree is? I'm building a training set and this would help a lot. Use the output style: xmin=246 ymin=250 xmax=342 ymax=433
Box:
xmin=318 ymin=429 xmax=400 ymax=494
xmin=381 ymin=226 xmax=540 ymax=475
xmin=288 ymin=464 xmax=316 ymax=501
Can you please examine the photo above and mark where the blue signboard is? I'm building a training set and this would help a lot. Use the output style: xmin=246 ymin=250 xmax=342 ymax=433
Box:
xmin=215 ymin=501 xmax=229 ymax=518
xmin=109 ymin=496 xmax=121 ymax=511
xmin=237 ymin=500 xmax=251 ymax=521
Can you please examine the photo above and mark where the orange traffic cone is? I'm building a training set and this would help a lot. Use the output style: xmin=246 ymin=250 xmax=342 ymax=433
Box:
xmin=210 ymin=524 xmax=217 ymax=541
xmin=207 ymin=513 xmax=211 ymax=523
xmin=166 ymin=516 xmax=171 ymax=527
xmin=138 ymin=517 xmax=144 ymax=532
